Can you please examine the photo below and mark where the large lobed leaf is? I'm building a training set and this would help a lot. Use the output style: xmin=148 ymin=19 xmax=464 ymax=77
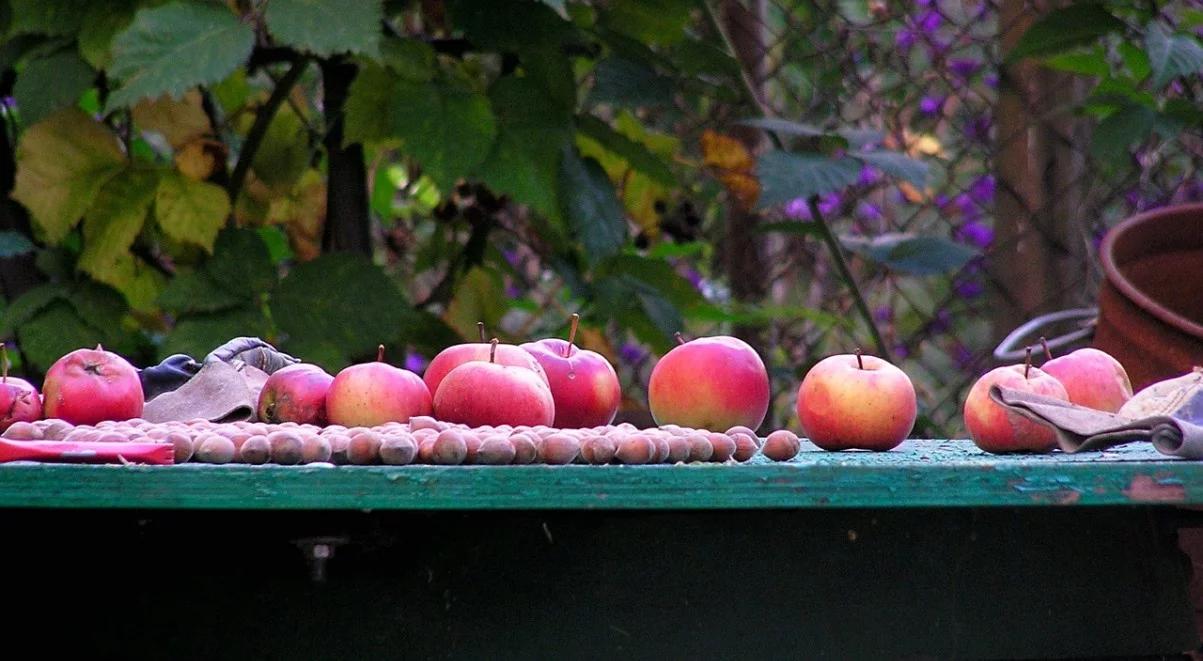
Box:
xmin=12 ymin=108 xmax=126 ymax=244
xmin=265 ymin=0 xmax=381 ymax=57
xmin=1145 ymin=22 xmax=1203 ymax=88
xmin=558 ymin=148 xmax=627 ymax=265
xmin=107 ymin=2 xmax=254 ymax=110
xmin=12 ymin=49 xmax=95 ymax=126
xmin=77 ymin=169 xmax=162 ymax=310
xmin=154 ymin=172 xmax=231 ymax=253
xmin=754 ymin=150 xmax=860 ymax=210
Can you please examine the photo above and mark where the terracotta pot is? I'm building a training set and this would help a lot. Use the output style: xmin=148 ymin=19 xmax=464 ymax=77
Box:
xmin=1095 ymin=203 xmax=1203 ymax=391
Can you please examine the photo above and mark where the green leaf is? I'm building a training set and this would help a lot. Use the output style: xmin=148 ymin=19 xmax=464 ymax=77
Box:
xmin=390 ymin=76 xmax=497 ymax=191
xmin=0 ymin=231 xmax=35 ymax=258
xmin=1008 ymin=3 xmax=1125 ymax=61
xmin=376 ymin=37 xmax=435 ymax=81
xmin=271 ymin=253 xmax=409 ymax=363
xmin=202 ymin=227 xmax=276 ymax=298
xmin=841 ymin=233 xmax=979 ymax=276
xmin=558 ymin=148 xmax=627 ymax=264
xmin=252 ymin=105 xmax=309 ymax=193
xmin=265 ymin=0 xmax=381 ymax=57
xmin=577 ymin=114 xmax=674 ymax=185
xmin=597 ymin=254 xmax=703 ymax=308
xmin=78 ymin=0 xmax=140 ymax=69
xmin=16 ymin=301 xmax=108 ymax=372
xmin=154 ymin=172 xmax=231 ymax=252
xmin=739 ymin=117 xmax=828 ymax=138
xmin=107 ymin=2 xmax=255 ymax=110
xmin=1042 ymin=48 xmax=1110 ymax=77
xmin=449 ymin=0 xmax=577 ymax=53
xmin=12 ymin=108 xmax=126 ymax=245
xmin=1118 ymin=41 xmax=1150 ymax=81
xmin=670 ymin=38 xmax=740 ymax=78
xmin=1092 ymin=104 xmax=1156 ymax=162
xmin=476 ymin=75 xmax=572 ymax=220
xmin=593 ymin=274 xmax=680 ymax=353
xmin=162 ymin=304 xmax=271 ymax=360
xmin=1145 ymin=22 xmax=1203 ymax=88
xmin=343 ymin=62 xmax=397 ymax=145
xmin=12 ymin=49 xmax=94 ymax=126
xmin=157 ymin=269 xmax=248 ymax=314
xmin=599 ymin=0 xmax=694 ymax=46
xmin=755 ymin=150 xmax=862 ymax=210
xmin=7 ymin=0 xmax=89 ymax=36
xmin=856 ymin=151 xmax=929 ymax=189
xmin=587 ymin=56 xmax=673 ymax=108
xmin=0 ymin=283 xmax=69 ymax=338
xmin=77 ymin=169 xmax=160 ymax=304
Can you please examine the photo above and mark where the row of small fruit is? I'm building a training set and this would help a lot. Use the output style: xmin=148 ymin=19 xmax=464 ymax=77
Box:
xmin=0 ymin=313 xmax=1133 ymax=460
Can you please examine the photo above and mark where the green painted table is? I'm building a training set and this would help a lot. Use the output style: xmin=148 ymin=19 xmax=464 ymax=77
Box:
xmin=3 ymin=440 xmax=1200 ymax=658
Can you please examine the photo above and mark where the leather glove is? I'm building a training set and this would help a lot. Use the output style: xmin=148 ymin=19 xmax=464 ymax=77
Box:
xmin=204 ymin=336 xmax=300 ymax=374
xmin=139 ymin=353 xmax=202 ymax=401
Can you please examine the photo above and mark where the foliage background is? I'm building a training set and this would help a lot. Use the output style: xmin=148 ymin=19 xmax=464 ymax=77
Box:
xmin=0 ymin=0 xmax=1200 ymax=434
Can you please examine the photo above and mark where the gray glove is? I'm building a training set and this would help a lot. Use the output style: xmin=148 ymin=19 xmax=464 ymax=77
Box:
xmin=204 ymin=337 xmax=300 ymax=375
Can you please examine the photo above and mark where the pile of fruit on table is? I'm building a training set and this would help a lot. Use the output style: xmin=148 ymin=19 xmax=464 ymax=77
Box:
xmin=0 ymin=314 xmax=1135 ymax=465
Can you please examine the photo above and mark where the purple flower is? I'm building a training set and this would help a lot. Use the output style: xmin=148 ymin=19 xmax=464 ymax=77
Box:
xmin=931 ymin=308 xmax=951 ymax=333
xmin=968 ymin=175 xmax=995 ymax=204
xmin=896 ymin=28 xmax=916 ymax=50
xmin=957 ymin=220 xmax=994 ymax=248
xmin=955 ymin=279 xmax=984 ymax=298
xmin=914 ymin=0 xmax=934 ymax=6
xmin=893 ymin=343 xmax=911 ymax=360
xmin=919 ymin=95 xmax=944 ymax=115
xmin=983 ymin=73 xmax=999 ymax=89
xmin=784 ymin=198 xmax=810 ymax=220
xmin=873 ymin=305 xmax=894 ymax=323
xmin=505 ymin=283 xmax=523 ymax=298
xmin=949 ymin=58 xmax=980 ymax=79
xmin=404 ymin=352 xmax=428 ymax=374
xmin=916 ymin=10 xmax=941 ymax=35
xmin=934 ymin=193 xmax=951 ymax=209
xmin=619 ymin=342 xmax=648 ymax=366
xmin=963 ymin=115 xmax=992 ymax=142
xmin=819 ymin=192 xmax=841 ymax=216
xmin=856 ymin=201 xmax=884 ymax=223
xmin=953 ymin=343 xmax=975 ymax=370
xmin=858 ymin=165 xmax=882 ymax=187
xmin=501 ymin=248 xmax=520 ymax=266
xmin=680 ymin=265 xmax=703 ymax=292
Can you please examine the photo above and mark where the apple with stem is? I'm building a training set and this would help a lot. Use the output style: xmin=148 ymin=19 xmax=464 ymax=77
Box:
xmin=42 ymin=344 xmax=144 ymax=425
xmin=326 ymin=345 xmax=431 ymax=427
xmin=424 ymin=322 xmax=548 ymax=399
xmin=1037 ymin=337 xmax=1132 ymax=413
xmin=434 ymin=338 xmax=555 ymax=427
xmin=964 ymin=346 xmax=1069 ymax=453
xmin=0 ymin=344 xmax=41 ymax=431
xmin=796 ymin=349 xmax=916 ymax=451
xmin=648 ymin=332 xmax=770 ymax=432
xmin=521 ymin=314 xmax=621 ymax=428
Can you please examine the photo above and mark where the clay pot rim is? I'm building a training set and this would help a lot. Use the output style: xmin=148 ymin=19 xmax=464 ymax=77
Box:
xmin=1100 ymin=202 xmax=1203 ymax=340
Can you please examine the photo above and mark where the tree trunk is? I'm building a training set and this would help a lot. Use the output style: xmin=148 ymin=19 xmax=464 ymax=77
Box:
xmin=321 ymin=58 xmax=373 ymax=255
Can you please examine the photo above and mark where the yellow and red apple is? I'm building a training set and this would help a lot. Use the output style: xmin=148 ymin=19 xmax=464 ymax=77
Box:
xmin=796 ymin=352 xmax=916 ymax=451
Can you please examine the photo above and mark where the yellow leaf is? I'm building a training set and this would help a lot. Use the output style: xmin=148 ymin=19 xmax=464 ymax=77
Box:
xmin=444 ymin=267 xmax=507 ymax=339
xmin=155 ymin=173 xmax=231 ymax=252
xmin=12 ymin=108 xmax=126 ymax=244
xmin=700 ymin=129 xmax=759 ymax=209
xmin=77 ymin=169 xmax=159 ymax=291
xmin=174 ymin=138 xmax=226 ymax=181
xmin=266 ymin=169 xmax=326 ymax=261
xmin=132 ymin=90 xmax=213 ymax=149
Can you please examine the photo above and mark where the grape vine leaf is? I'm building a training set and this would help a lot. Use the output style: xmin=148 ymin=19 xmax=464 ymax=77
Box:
xmin=558 ymin=147 xmax=627 ymax=265
xmin=389 ymin=76 xmax=497 ymax=191
xmin=107 ymin=2 xmax=254 ymax=110
xmin=265 ymin=0 xmax=381 ymax=58
xmin=755 ymin=150 xmax=861 ymax=209
xmin=77 ymin=169 xmax=160 ymax=308
xmin=78 ymin=0 xmax=140 ymax=69
xmin=12 ymin=49 xmax=95 ymax=126
xmin=154 ymin=172 xmax=231 ymax=252
xmin=12 ymin=108 xmax=126 ymax=244
xmin=131 ymin=90 xmax=212 ymax=149
xmin=1145 ymin=22 xmax=1203 ymax=88
xmin=343 ymin=62 xmax=399 ymax=145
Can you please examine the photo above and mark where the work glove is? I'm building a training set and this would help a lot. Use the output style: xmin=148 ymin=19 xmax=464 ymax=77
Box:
xmin=138 ymin=337 xmax=300 ymax=400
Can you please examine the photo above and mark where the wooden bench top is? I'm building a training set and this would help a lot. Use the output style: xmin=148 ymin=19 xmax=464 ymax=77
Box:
xmin=0 ymin=439 xmax=1196 ymax=510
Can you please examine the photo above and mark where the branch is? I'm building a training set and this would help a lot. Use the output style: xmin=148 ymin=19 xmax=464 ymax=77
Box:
xmin=703 ymin=0 xmax=889 ymax=360
xmin=228 ymin=57 xmax=309 ymax=204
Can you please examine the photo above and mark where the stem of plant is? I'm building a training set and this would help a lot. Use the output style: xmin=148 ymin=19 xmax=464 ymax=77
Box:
xmin=228 ymin=56 xmax=309 ymax=204
xmin=377 ymin=344 xmax=385 ymax=362
xmin=674 ymin=332 xmax=686 ymax=346
xmin=489 ymin=338 xmax=498 ymax=363
xmin=1039 ymin=336 xmax=1052 ymax=361
xmin=478 ymin=321 xmax=486 ymax=343
xmin=564 ymin=313 xmax=580 ymax=359
xmin=703 ymin=0 xmax=886 ymax=360
xmin=1024 ymin=346 xmax=1032 ymax=379
xmin=855 ymin=347 xmax=863 ymax=370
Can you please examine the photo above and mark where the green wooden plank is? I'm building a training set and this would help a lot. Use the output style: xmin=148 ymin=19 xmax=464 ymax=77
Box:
xmin=0 ymin=440 xmax=1197 ymax=510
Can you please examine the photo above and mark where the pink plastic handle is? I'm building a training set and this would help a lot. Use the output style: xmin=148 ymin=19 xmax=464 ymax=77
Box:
xmin=0 ymin=439 xmax=175 ymax=465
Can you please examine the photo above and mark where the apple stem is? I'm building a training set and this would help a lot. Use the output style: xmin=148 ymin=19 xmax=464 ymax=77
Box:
xmin=95 ymin=343 xmax=104 ymax=352
xmin=489 ymin=338 xmax=499 ymax=363
xmin=1039 ymin=336 xmax=1053 ymax=362
xmin=478 ymin=321 xmax=486 ymax=343
xmin=377 ymin=344 xmax=385 ymax=362
xmin=674 ymin=332 xmax=686 ymax=346
xmin=1024 ymin=346 xmax=1032 ymax=379
xmin=855 ymin=347 xmax=864 ymax=370
xmin=565 ymin=313 xmax=580 ymax=358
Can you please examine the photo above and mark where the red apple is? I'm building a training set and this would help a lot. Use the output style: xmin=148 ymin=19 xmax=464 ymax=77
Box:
xmin=42 ymin=345 xmax=144 ymax=425
xmin=0 ymin=344 xmax=41 ymax=431
xmin=796 ymin=351 xmax=916 ymax=451
xmin=964 ymin=349 xmax=1069 ymax=453
xmin=648 ymin=333 xmax=770 ymax=431
xmin=423 ymin=322 xmax=547 ymax=399
xmin=326 ymin=346 xmax=431 ymax=427
xmin=520 ymin=314 xmax=621 ymax=428
xmin=1040 ymin=346 xmax=1132 ymax=413
xmin=257 ymin=363 xmax=334 ymax=425
xmin=434 ymin=339 xmax=555 ymax=427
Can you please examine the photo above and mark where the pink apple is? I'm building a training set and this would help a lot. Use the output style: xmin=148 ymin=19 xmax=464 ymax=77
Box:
xmin=257 ymin=363 xmax=334 ymax=425
xmin=964 ymin=355 xmax=1068 ymax=453
xmin=0 ymin=344 xmax=41 ymax=431
xmin=43 ymin=345 xmax=144 ymax=425
xmin=520 ymin=314 xmax=621 ymax=428
xmin=648 ymin=333 xmax=770 ymax=431
xmin=326 ymin=346 xmax=431 ymax=427
xmin=423 ymin=323 xmax=547 ymax=399
xmin=797 ymin=352 xmax=916 ymax=451
xmin=1040 ymin=347 xmax=1132 ymax=413
xmin=434 ymin=339 xmax=555 ymax=427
